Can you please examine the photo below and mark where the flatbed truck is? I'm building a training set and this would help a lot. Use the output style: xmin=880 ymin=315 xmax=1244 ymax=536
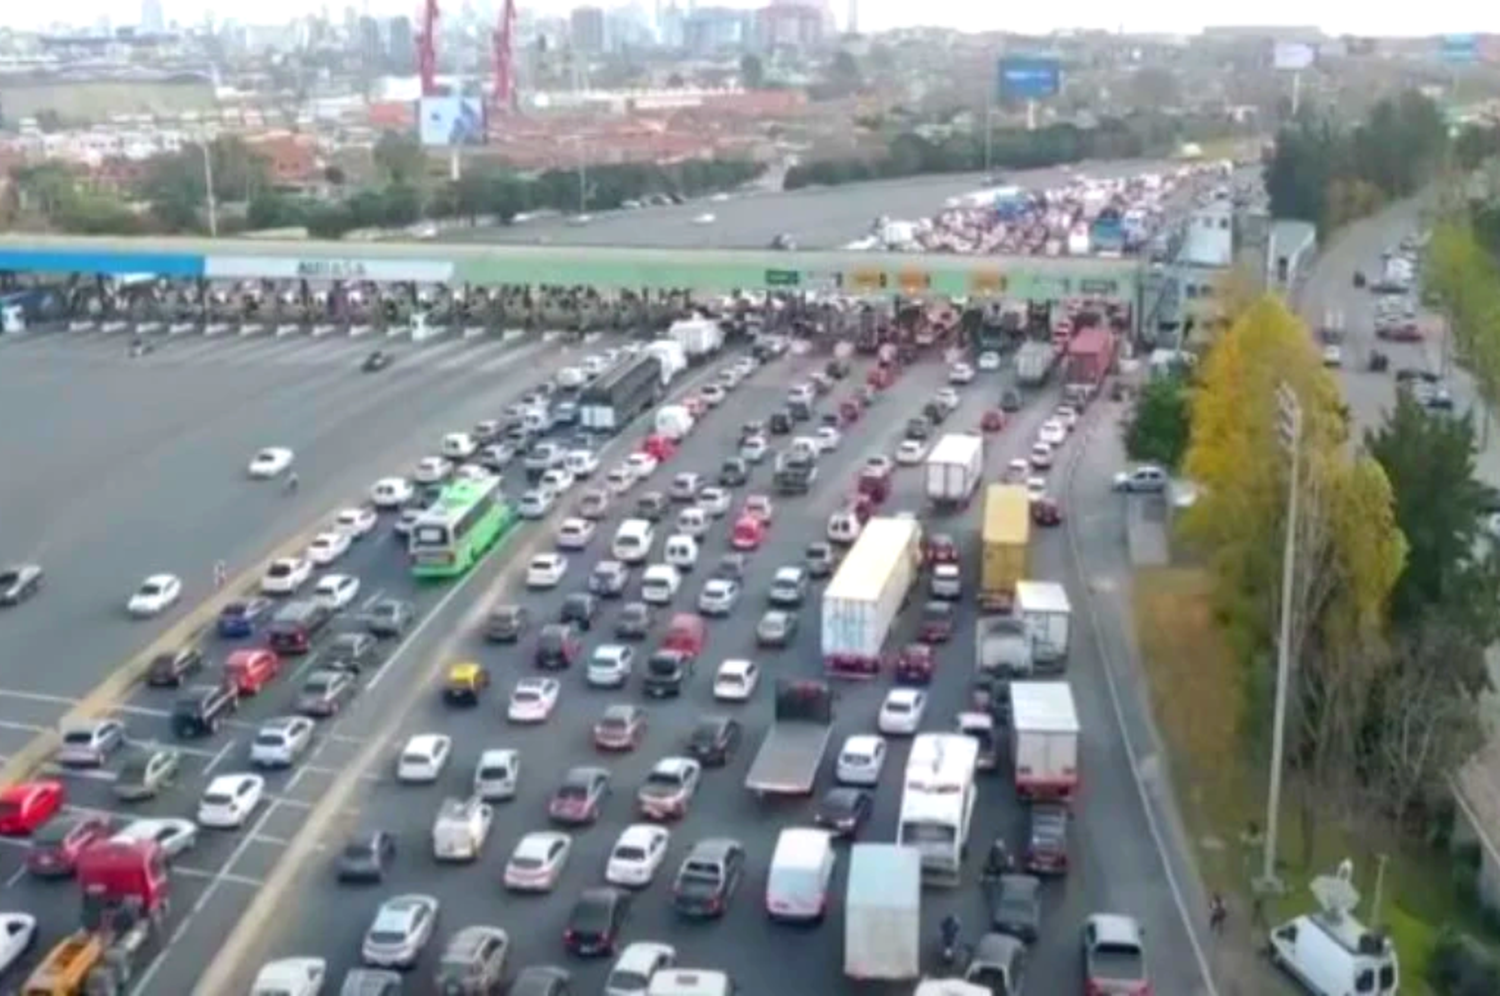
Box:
xmin=744 ymin=680 xmax=835 ymax=797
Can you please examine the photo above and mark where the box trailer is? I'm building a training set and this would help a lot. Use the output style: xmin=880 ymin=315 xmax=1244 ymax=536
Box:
xmin=821 ymin=517 xmax=923 ymax=677
xmin=667 ymin=318 xmax=724 ymax=362
xmin=979 ymin=485 xmax=1030 ymax=610
xmin=1010 ymin=681 xmax=1080 ymax=802
xmin=1015 ymin=340 xmax=1057 ymax=387
xmin=1065 ymin=326 xmax=1116 ymax=387
xmin=924 ymin=434 xmax=984 ymax=509
xmin=845 ymin=844 xmax=922 ymax=981
xmin=1014 ymin=580 xmax=1071 ymax=666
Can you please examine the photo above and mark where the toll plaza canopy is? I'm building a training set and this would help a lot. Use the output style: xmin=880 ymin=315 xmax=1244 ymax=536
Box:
xmin=0 ymin=234 xmax=1144 ymax=306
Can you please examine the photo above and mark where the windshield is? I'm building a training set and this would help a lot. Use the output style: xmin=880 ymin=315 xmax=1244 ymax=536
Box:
xmin=644 ymin=772 xmax=680 ymax=789
xmin=342 ymin=843 xmax=374 ymax=861
xmin=649 ymin=657 xmax=681 ymax=675
xmin=203 ymin=792 xmax=232 ymax=806
xmin=558 ymin=783 xmax=589 ymax=800
xmin=140 ymin=582 xmax=163 ymax=596
xmin=62 ymin=730 xmax=95 ymax=745
xmin=0 ymin=571 xmax=17 ymax=586
xmin=900 ymin=821 xmax=957 ymax=845
xmin=510 ymin=855 xmax=543 ymax=870
xmin=367 ymin=929 xmax=409 ymax=946
xmin=304 ymin=677 xmax=331 ymax=693
xmin=479 ymin=764 xmax=510 ymax=780
xmin=613 ymin=844 xmax=646 ymax=862
xmin=413 ymin=525 xmax=448 ymax=546
xmin=254 ymin=733 xmax=285 ymax=747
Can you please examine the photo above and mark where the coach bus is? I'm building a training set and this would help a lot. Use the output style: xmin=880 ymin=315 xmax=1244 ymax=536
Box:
xmin=408 ymin=475 xmax=516 ymax=579
xmin=579 ymin=353 xmax=663 ymax=434
xmin=897 ymin=733 xmax=979 ymax=886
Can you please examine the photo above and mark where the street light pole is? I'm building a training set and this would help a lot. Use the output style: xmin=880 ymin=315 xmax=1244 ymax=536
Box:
xmin=1259 ymin=382 xmax=1303 ymax=895
xmin=200 ymin=142 xmax=219 ymax=237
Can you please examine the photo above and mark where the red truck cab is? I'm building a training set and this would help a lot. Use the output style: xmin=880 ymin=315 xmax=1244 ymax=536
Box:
xmin=0 ymin=780 xmax=64 ymax=835
xmin=225 ymin=648 xmax=282 ymax=695
xmin=660 ymin=613 xmax=707 ymax=661
xmin=27 ymin=813 xmax=112 ymax=877
xmin=77 ymin=840 xmax=171 ymax=929
xmin=857 ymin=467 xmax=891 ymax=504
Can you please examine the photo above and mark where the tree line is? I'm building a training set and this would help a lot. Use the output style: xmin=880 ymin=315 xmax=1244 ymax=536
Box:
xmin=4 ymin=130 xmax=763 ymax=239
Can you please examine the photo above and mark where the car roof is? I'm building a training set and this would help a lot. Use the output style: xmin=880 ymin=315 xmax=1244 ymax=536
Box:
xmin=619 ymin=823 xmax=666 ymax=845
xmin=447 ymin=924 xmax=506 ymax=954
xmin=614 ymin=940 xmax=675 ymax=971
xmin=1088 ymin=913 xmax=1145 ymax=946
xmin=518 ymin=831 xmax=568 ymax=853
xmin=843 ymin=734 xmax=884 ymax=751
xmin=405 ymin=734 xmax=447 ymax=752
xmin=687 ymin=837 xmax=741 ymax=860
xmin=651 ymin=756 xmax=696 ymax=775
xmin=886 ymin=688 xmax=923 ymax=704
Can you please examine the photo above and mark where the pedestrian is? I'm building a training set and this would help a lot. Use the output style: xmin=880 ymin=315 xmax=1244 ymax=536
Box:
xmin=1209 ymin=893 xmax=1228 ymax=935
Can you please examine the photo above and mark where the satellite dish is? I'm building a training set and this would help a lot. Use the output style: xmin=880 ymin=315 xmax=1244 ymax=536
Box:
xmin=1311 ymin=858 xmax=1361 ymax=916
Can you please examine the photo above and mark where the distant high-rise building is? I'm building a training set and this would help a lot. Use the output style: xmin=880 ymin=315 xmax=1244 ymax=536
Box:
xmin=358 ymin=15 xmax=384 ymax=63
xmin=569 ymin=7 xmax=606 ymax=54
xmin=684 ymin=7 xmax=749 ymax=55
xmin=846 ymin=0 xmax=857 ymax=34
xmin=140 ymin=0 xmax=165 ymax=33
xmin=387 ymin=15 xmax=415 ymax=67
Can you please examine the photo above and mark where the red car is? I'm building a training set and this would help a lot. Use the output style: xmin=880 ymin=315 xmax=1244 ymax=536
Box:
xmin=918 ymin=601 xmax=956 ymax=644
xmin=924 ymin=534 xmax=959 ymax=565
xmin=867 ymin=367 xmax=893 ymax=390
xmin=839 ymin=400 xmax=862 ymax=424
xmin=641 ymin=435 xmax=678 ymax=462
xmin=981 ymin=410 xmax=1006 ymax=432
xmin=730 ymin=515 xmax=766 ymax=551
xmin=0 ymin=780 xmax=65 ymax=835
xmin=1032 ymin=498 xmax=1063 ymax=527
xmin=857 ymin=467 xmax=891 ymax=504
xmin=893 ymin=644 xmax=935 ymax=684
xmin=27 ymin=813 xmax=111 ymax=877
xmin=225 ymin=648 xmax=282 ymax=695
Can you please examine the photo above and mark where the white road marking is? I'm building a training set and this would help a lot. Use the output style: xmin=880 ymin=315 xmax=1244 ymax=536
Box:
xmin=170 ymin=866 xmax=264 ymax=886
xmin=0 ymin=719 xmax=48 ymax=734
xmin=0 ymin=688 xmax=77 ymax=706
xmin=3 ymin=865 xmax=27 ymax=888
xmin=201 ymin=738 xmax=235 ymax=775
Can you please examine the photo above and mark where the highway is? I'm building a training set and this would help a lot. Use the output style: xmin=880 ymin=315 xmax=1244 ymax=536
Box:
xmin=441 ymin=159 xmax=1191 ymax=251
xmin=236 ymin=348 xmax=1211 ymax=994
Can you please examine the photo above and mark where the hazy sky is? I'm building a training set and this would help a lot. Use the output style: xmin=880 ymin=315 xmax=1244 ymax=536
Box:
xmin=17 ymin=0 xmax=1500 ymax=37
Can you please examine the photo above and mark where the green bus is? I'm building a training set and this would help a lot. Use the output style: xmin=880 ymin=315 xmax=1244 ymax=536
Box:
xmin=409 ymin=475 xmax=517 ymax=579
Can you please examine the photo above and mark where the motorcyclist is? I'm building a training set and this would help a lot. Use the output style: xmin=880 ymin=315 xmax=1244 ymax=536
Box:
xmin=284 ymin=472 xmax=299 ymax=494
xmin=981 ymin=838 xmax=1014 ymax=884
xmin=939 ymin=913 xmax=961 ymax=961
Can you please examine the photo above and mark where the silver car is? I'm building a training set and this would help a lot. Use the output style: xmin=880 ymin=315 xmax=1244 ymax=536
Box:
xmin=112 ymin=748 xmax=180 ymax=801
xmin=361 ymin=894 xmax=440 ymax=968
xmin=57 ymin=719 xmax=127 ymax=767
xmin=250 ymin=716 xmax=316 ymax=768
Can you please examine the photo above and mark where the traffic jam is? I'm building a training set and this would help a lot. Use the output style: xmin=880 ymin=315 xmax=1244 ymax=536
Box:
xmin=0 ymin=301 xmax=1136 ymax=995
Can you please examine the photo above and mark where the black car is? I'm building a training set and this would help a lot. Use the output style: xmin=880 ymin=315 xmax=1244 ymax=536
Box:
xmin=536 ymin=624 xmax=582 ymax=670
xmin=924 ymin=400 xmax=948 ymax=424
xmin=564 ymin=887 xmax=630 ymax=957
xmin=788 ymin=400 xmax=812 ymax=422
xmin=642 ymin=650 xmax=693 ymax=698
xmin=364 ymin=598 xmax=414 ymax=638
xmin=1000 ymin=389 xmax=1022 ymax=413
xmin=805 ymin=542 xmax=836 ymax=579
xmin=636 ymin=492 xmax=668 ymax=522
xmin=614 ymin=602 xmax=654 ymax=640
xmin=814 ymin=787 xmax=873 ymax=838
xmin=0 ymin=563 xmax=43 ymax=605
xmin=684 ymin=716 xmax=742 ymax=767
xmin=740 ymin=420 xmax=766 ymax=441
xmin=672 ymin=838 xmax=745 ymax=919
xmin=325 ymin=632 xmax=378 ymax=673
xmin=559 ymin=593 xmax=598 ymax=630
xmin=988 ymin=873 xmax=1042 ymax=943
xmin=905 ymin=417 xmax=931 ymax=441
xmin=509 ymin=967 xmax=571 ymax=996
xmin=825 ymin=359 xmax=850 ymax=380
xmin=336 ymin=830 xmax=397 ymax=882
xmin=719 ymin=458 xmax=749 ymax=487
xmin=362 ymin=350 xmax=392 ymax=372
xmin=769 ymin=412 xmax=793 ymax=435
xmin=589 ymin=561 xmax=629 ymax=598
xmin=171 ymin=683 xmax=239 ymax=738
xmin=146 ymin=646 xmax=204 ymax=687
xmin=486 ymin=604 xmax=530 ymax=643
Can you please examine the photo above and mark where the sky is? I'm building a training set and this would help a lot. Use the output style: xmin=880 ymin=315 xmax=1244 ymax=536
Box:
xmin=16 ymin=0 xmax=1500 ymax=37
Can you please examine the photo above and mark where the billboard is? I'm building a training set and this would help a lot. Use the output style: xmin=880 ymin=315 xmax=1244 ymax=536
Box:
xmin=1273 ymin=42 xmax=1315 ymax=71
xmin=204 ymin=256 xmax=456 ymax=282
xmin=418 ymin=96 xmax=486 ymax=147
xmin=1441 ymin=34 xmax=1478 ymax=64
xmin=998 ymin=56 xmax=1061 ymax=100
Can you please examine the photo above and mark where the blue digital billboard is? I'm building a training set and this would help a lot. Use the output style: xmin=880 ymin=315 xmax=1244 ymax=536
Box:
xmin=998 ymin=56 xmax=1061 ymax=100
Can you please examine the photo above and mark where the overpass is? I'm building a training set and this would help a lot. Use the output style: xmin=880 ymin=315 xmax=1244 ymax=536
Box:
xmin=0 ymin=233 xmax=1149 ymax=310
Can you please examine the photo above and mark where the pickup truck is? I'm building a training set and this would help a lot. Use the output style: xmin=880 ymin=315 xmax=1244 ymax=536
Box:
xmin=744 ymin=680 xmax=835 ymax=797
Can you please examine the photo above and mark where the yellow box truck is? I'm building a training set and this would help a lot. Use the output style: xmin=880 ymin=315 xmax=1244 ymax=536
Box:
xmin=980 ymin=484 xmax=1030 ymax=610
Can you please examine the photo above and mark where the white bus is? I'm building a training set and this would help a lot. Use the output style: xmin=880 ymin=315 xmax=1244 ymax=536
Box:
xmin=897 ymin=734 xmax=979 ymax=886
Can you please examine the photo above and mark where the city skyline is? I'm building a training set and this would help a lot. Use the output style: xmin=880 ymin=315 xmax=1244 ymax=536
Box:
xmin=11 ymin=0 xmax=1500 ymax=38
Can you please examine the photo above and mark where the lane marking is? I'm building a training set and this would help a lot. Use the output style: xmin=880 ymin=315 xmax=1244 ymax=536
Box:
xmin=0 ymin=720 xmax=48 ymax=734
xmin=3 ymin=866 xmax=26 ymax=888
xmin=171 ymin=866 xmax=264 ymax=887
xmin=0 ymin=688 xmax=76 ymax=706
xmin=202 ymin=739 xmax=235 ymax=776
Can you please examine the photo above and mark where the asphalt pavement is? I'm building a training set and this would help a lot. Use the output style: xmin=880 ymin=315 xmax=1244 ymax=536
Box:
xmin=244 ymin=349 xmax=1212 ymax=994
xmin=441 ymin=159 xmax=1190 ymax=252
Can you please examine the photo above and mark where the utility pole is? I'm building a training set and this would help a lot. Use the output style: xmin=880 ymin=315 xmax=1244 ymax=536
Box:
xmin=1370 ymin=852 xmax=1390 ymax=924
xmin=1258 ymin=382 xmax=1302 ymax=896
xmin=201 ymin=142 xmax=219 ymax=237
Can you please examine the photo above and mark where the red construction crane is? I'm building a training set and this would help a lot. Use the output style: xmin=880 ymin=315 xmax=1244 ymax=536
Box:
xmin=417 ymin=0 xmax=440 ymax=97
xmin=491 ymin=0 xmax=517 ymax=112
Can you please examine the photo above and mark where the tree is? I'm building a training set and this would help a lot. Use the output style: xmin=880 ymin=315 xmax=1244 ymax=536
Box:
xmin=1124 ymin=375 xmax=1192 ymax=468
xmin=739 ymin=54 xmax=764 ymax=89
xmin=372 ymin=131 xmax=426 ymax=186
xmin=830 ymin=50 xmax=861 ymax=93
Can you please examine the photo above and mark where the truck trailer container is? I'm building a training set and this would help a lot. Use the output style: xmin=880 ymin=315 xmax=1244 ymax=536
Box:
xmin=1013 ymin=580 xmax=1072 ymax=666
xmin=744 ymin=680 xmax=836 ymax=797
xmin=578 ymin=354 xmax=664 ymax=434
xmin=821 ymin=517 xmax=923 ymax=677
xmin=666 ymin=318 xmax=724 ymax=362
xmin=644 ymin=340 xmax=686 ymax=386
xmin=1009 ymin=681 xmax=1080 ymax=802
xmin=1015 ymin=340 xmax=1057 ymax=387
xmin=979 ymin=485 xmax=1030 ymax=611
xmin=844 ymin=844 xmax=922 ymax=981
xmin=924 ymin=434 xmax=984 ymax=509
xmin=1064 ymin=326 xmax=1117 ymax=387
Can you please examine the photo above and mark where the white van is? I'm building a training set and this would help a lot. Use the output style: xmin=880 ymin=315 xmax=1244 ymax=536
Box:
xmin=441 ymin=432 xmax=478 ymax=459
xmin=1268 ymin=908 xmax=1399 ymax=996
xmin=640 ymin=564 xmax=682 ymax=605
xmin=655 ymin=405 xmax=695 ymax=441
xmin=613 ymin=519 xmax=656 ymax=564
xmin=676 ymin=507 xmax=709 ymax=538
xmin=647 ymin=970 xmax=736 ymax=996
xmin=522 ymin=407 xmax=553 ymax=434
xmin=765 ymin=827 xmax=836 ymax=922
xmin=664 ymin=535 xmax=700 ymax=571
xmin=827 ymin=510 xmax=861 ymax=545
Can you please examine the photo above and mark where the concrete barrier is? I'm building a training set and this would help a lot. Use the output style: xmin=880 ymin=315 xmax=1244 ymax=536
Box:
xmin=168 ymin=322 xmax=196 ymax=336
xmin=204 ymin=323 xmax=231 ymax=337
xmin=386 ymin=325 xmax=409 ymax=339
xmin=274 ymin=324 xmax=301 ymax=338
xmin=239 ymin=324 xmax=265 ymax=337
xmin=462 ymin=325 xmax=487 ymax=340
xmin=101 ymin=321 xmax=129 ymax=334
xmin=502 ymin=329 xmax=526 ymax=343
xmin=311 ymin=324 xmax=337 ymax=338
xmin=349 ymin=325 xmax=373 ymax=338
xmin=68 ymin=320 xmax=96 ymax=332
xmin=136 ymin=322 xmax=163 ymax=334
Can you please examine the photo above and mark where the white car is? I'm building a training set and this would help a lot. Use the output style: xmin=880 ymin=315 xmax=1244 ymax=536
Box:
xmin=369 ymin=477 xmax=414 ymax=509
xmin=605 ymin=824 xmax=671 ymax=888
xmin=697 ymin=579 xmax=741 ymax=616
xmin=931 ymin=563 xmax=962 ymax=599
xmin=333 ymin=507 xmax=378 ymax=538
xmin=413 ymin=456 xmax=453 ymax=484
xmin=250 ymin=716 xmax=316 ymax=768
xmin=836 ymin=734 xmax=888 ymax=785
xmin=896 ymin=440 xmax=927 ymax=465
xmin=815 ymin=427 xmax=841 ymax=451
xmin=248 ymin=447 xmax=294 ymax=478
xmin=1055 ymin=406 xmax=1079 ymax=431
xmin=699 ymin=384 xmax=727 ymax=408
xmin=518 ymin=489 xmax=555 ymax=519
xmin=361 ymin=894 xmax=439 ymax=969
xmin=640 ymin=564 xmax=682 ymax=605
xmin=556 ymin=366 xmax=587 ymax=389
xmin=555 ymin=517 xmax=596 ymax=551
xmin=566 ymin=450 xmax=600 ymax=478
xmin=935 ymin=388 xmax=961 ymax=409
xmin=1038 ymin=420 xmax=1067 ymax=447
xmin=396 ymin=734 xmax=453 ymax=783
xmin=1005 ymin=458 xmax=1030 ymax=483
xmin=127 ymin=574 xmax=182 ymax=616
xmin=606 ymin=943 xmax=679 ymax=996
xmin=0 ymin=914 xmax=38 ymax=976
xmin=626 ymin=452 xmax=659 ymax=480
xmin=712 ymin=659 xmax=760 ymax=701
xmin=306 ymin=531 xmax=352 ymax=566
xmin=605 ymin=466 xmax=636 ymax=495
xmin=111 ymin=817 xmax=198 ymax=858
xmin=508 ymin=677 xmax=561 ymax=723
xmin=587 ymin=645 xmax=635 ymax=688
xmin=693 ymin=212 xmax=717 ymax=225
xmin=1323 ymin=344 xmax=1343 ymax=367
xmin=1026 ymin=477 xmax=1048 ymax=503
xmin=740 ymin=436 xmax=769 ymax=463
xmin=978 ymin=351 xmax=1002 ymax=371
xmin=261 ymin=558 xmax=312 ymax=595
xmin=1029 ymin=442 xmax=1055 ymax=469
xmin=877 ymin=689 xmax=928 ymax=736
xmin=313 ymin=573 xmax=360 ymax=610
xmin=526 ymin=553 xmax=568 ymax=589
xmin=504 ymin=830 xmax=572 ymax=892
xmin=540 ymin=467 xmax=576 ymax=495
xmin=197 ymin=773 xmax=266 ymax=828
xmin=697 ymin=487 xmax=732 ymax=517
xmin=473 ymin=749 xmax=520 ymax=801
xmin=250 ymin=958 xmax=326 ymax=996
xmin=454 ymin=463 xmax=492 ymax=482
xmin=948 ymin=363 xmax=975 ymax=384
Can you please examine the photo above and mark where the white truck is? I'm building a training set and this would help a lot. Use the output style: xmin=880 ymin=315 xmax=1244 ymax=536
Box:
xmin=821 ymin=517 xmax=923 ymax=678
xmin=1013 ymin=580 xmax=1071 ymax=667
xmin=654 ymin=404 xmax=695 ymax=441
xmin=667 ymin=317 xmax=724 ymax=362
xmin=845 ymin=844 xmax=922 ymax=981
xmin=1009 ymin=681 xmax=1080 ymax=802
xmin=645 ymin=339 xmax=687 ymax=386
xmin=924 ymin=434 xmax=984 ymax=509
xmin=1015 ymin=340 xmax=1057 ymax=387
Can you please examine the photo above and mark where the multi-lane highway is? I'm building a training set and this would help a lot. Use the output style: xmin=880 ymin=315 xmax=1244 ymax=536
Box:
xmin=441 ymin=159 xmax=1191 ymax=251
xmin=220 ymin=347 xmax=1213 ymax=994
